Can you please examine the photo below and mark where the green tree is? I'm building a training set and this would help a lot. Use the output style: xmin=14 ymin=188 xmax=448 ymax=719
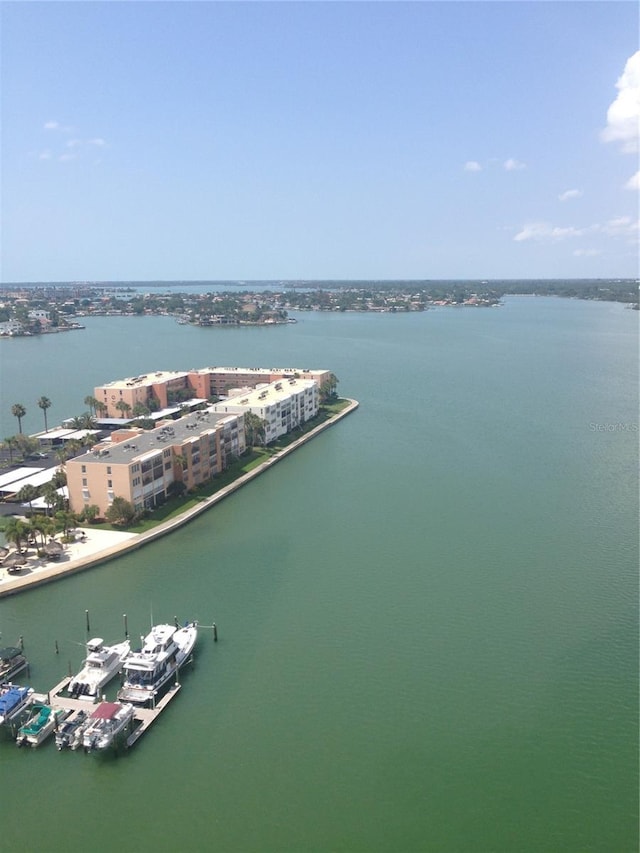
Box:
xmin=95 ymin=400 xmax=108 ymax=417
xmin=4 ymin=517 xmax=30 ymax=552
xmin=319 ymin=373 xmax=339 ymax=403
xmin=11 ymin=403 xmax=26 ymax=434
xmin=16 ymin=483 xmax=39 ymax=513
xmin=37 ymin=396 xmax=52 ymax=432
xmin=41 ymin=481 xmax=63 ymax=515
xmin=84 ymin=396 xmax=99 ymax=416
xmin=244 ymin=411 xmax=267 ymax=447
xmin=54 ymin=509 xmax=78 ymax=538
xmin=105 ymin=496 xmax=135 ymax=526
xmin=115 ymin=400 xmax=132 ymax=419
xmin=81 ymin=504 xmax=100 ymax=524
xmin=30 ymin=514 xmax=55 ymax=547
xmin=14 ymin=434 xmax=38 ymax=459
xmin=2 ymin=436 xmax=18 ymax=464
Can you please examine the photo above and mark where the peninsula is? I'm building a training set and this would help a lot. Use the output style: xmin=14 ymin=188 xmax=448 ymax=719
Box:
xmin=0 ymin=366 xmax=357 ymax=597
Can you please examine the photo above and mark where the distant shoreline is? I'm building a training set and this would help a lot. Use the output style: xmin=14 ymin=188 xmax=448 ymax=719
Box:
xmin=0 ymin=398 xmax=359 ymax=598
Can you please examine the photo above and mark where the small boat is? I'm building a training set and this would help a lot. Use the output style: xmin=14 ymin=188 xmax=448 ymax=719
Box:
xmin=16 ymin=703 xmax=70 ymax=748
xmin=55 ymin=708 xmax=90 ymax=750
xmin=117 ymin=622 xmax=197 ymax=706
xmin=81 ymin=701 xmax=135 ymax=752
xmin=0 ymin=646 xmax=28 ymax=681
xmin=67 ymin=637 xmax=131 ymax=701
xmin=0 ymin=684 xmax=34 ymax=726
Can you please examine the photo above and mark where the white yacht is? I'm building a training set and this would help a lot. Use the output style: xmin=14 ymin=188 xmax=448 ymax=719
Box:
xmin=117 ymin=622 xmax=197 ymax=706
xmin=81 ymin=701 xmax=135 ymax=752
xmin=67 ymin=637 xmax=131 ymax=701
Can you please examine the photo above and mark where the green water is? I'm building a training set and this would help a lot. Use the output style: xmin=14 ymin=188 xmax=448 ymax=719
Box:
xmin=0 ymin=297 xmax=638 ymax=852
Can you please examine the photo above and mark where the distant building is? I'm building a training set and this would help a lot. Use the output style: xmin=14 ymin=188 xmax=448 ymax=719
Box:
xmin=94 ymin=366 xmax=332 ymax=419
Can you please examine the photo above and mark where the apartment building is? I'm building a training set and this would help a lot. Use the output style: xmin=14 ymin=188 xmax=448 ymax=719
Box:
xmin=212 ymin=376 xmax=319 ymax=444
xmin=94 ymin=366 xmax=332 ymax=419
xmin=67 ymin=409 xmax=245 ymax=518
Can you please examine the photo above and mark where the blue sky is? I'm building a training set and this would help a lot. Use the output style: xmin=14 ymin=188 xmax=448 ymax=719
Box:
xmin=2 ymin=1 xmax=638 ymax=282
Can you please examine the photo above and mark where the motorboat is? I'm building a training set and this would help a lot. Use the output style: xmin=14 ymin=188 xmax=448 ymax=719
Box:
xmin=67 ymin=637 xmax=131 ymax=701
xmin=55 ymin=708 xmax=90 ymax=750
xmin=0 ymin=683 xmax=34 ymax=726
xmin=0 ymin=646 xmax=28 ymax=681
xmin=81 ymin=701 xmax=135 ymax=752
xmin=117 ymin=622 xmax=197 ymax=706
xmin=16 ymin=703 xmax=70 ymax=748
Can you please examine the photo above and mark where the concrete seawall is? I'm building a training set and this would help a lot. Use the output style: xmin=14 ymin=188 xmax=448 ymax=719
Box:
xmin=0 ymin=399 xmax=359 ymax=598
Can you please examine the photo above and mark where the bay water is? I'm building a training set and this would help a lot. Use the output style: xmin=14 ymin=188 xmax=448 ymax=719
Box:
xmin=0 ymin=297 xmax=637 ymax=852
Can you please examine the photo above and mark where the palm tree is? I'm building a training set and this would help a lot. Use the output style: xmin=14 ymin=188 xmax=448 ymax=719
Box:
xmin=79 ymin=412 xmax=96 ymax=430
xmin=95 ymin=400 xmax=108 ymax=417
xmin=4 ymin=517 xmax=30 ymax=553
xmin=84 ymin=395 xmax=99 ymax=417
xmin=54 ymin=509 xmax=78 ymax=538
xmin=11 ymin=403 xmax=26 ymax=434
xmin=41 ymin=481 xmax=62 ymax=515
xmin=115 ymin=400 xmax=132 ymax=419
xmin=30 ymin=514 xmax=54 ymax=548
xmin=2 ymin=436 xmax=18 ymax=464
xmin=244 ymin=412 xmax=268 ymax=447
xmin=37 ymin=396 xmax=52 ymax=432
xmin=16 ymin=483 xmax=38 ymax=514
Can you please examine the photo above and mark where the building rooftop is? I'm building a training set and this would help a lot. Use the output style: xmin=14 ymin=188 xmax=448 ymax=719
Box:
xmin=72 ymin=407 xmax=236 ymax=467
xmin=99 ymin=370 xmax=189 ymax=389
xmin=224 ymin=377 xmax=316 ymax=407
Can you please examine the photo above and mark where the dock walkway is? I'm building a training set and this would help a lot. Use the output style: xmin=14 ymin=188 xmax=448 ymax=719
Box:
xmin=42 ymin=676 xmax=182 ymax=749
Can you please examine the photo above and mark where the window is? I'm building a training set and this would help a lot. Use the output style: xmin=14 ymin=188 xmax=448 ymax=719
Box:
xmin=107 ymin=466 xmax=112 ymax=474
xmin=82 ymin=478 xmax=87 ymax=487
xmin=107 ymin=480 xmax=112 ymax=488
xmin=81 ymin=465 xmax=86 ymax=473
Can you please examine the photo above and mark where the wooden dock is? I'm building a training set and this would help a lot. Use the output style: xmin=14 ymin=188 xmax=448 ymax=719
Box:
xmin=125 ymin=682 xmax=182 ymax=748
xmin=42 ymin=675 xmax=183 ymax=750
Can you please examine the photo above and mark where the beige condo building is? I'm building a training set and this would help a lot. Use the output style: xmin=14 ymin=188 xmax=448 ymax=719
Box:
xmin=94 ymin=366 xmax=332 ymax=419
xmin=67 ymin=409 xmax=245 ymax=518
xmin=69 ymin=365 xmax=331 ymax=519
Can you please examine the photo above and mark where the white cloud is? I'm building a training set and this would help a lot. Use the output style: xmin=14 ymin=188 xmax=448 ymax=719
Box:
xmin=514 ymin=217 xmax=639 ymax=245
xmin=602 ymin=216 xmax=639 ymax=240
xmin=38 ymin=150 xmax=52 ymax=160
xmin=573 ymin=248 xmax=602 ymax=257
xmin=66 ymin=139 xmax=82 ymax=148
xmin=504 ymin=158 xmax=526 ymax=171
xmin=601 ymin=51 xmax=640 ymax=153
xmin=58 ymin=152 xmax=77 ymax=162
xmin=514 ymin=222 xmax=587 ymax=242
xmin=464 ymin=160 xmax=482 ymax=172
xmin=44 ymin=119 xmax=74 ymax=133
xmin=625 ymin=171 xmax=640 ymax=190
xmin=559 ymin=189 xmax=583 ymax=202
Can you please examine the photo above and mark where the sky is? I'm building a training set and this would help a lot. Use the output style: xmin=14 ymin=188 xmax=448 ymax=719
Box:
xmin=1 ymin=1 xmax=639 ymax=282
